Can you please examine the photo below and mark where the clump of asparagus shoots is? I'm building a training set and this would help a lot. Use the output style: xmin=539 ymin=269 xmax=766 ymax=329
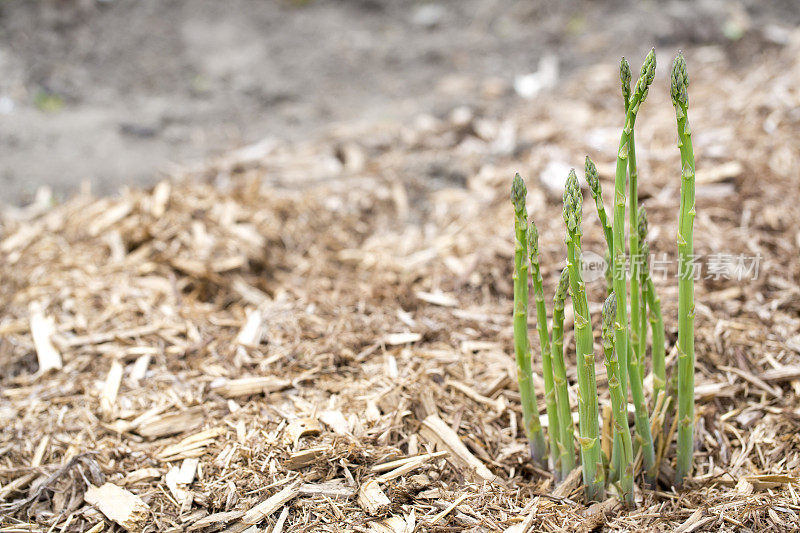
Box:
xmin=507 ymin=48 xmax=696 ymax=505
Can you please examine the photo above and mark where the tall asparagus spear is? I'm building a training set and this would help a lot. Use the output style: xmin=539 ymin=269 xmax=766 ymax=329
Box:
xmin=563 ymin=169 xmax=604 ymax=501
xmin=613 ymin=50 xmax=655 ymax=398
xmin=672 ymin=53 xmax=696 ymax=486
xmin=528 ymin=221 xmax=562 ymax=473
xmin=551 ymin=267 xmax=575 ymax=478
xmin=622 ymin=57 xmax=645 ymax=378
xmin=511 ymin=174 xmax=548 ymax=464
xmin=602 ymin=294 xmax=635 ymax=507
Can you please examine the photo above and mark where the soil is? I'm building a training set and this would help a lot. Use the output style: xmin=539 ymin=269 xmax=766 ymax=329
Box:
xmin=2 ymin=0 xmax=799 ymax=203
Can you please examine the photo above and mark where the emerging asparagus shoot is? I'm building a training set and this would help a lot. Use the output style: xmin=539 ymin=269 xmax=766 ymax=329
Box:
xmin=511 ymin=174 xmax=548 ymax=464
xmin=563 ymin=169 xmax=604 ymax=501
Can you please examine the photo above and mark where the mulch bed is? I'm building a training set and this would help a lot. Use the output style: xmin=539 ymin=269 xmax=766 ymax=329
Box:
xmin=2 ymin=40 xmax=800 ymax=532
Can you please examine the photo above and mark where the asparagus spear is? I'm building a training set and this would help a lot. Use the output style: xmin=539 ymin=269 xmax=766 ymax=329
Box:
xmin=622 ymin=57 xmax=644 ymax=379
xmin=586 ymin=154 xmax=624 ymax=483
xmin=672 ymin=53 xmax=696 ymax=486
xmin=511 ymin=174 xmax=548 ymax=464
xmin=612 ymin=49 xmax=655 ymax=396
xmin=602 ymin=294 xmax=635 ymax=507
xmin=528 ymin=221 xmax=561 ymax=473
xmin=551 ymin=267 xmax=575 ymax=478
xmin=563 ymin=169 xmax=605 ymax=502
xmin=613 ymin=50 xmax=655 ymax=480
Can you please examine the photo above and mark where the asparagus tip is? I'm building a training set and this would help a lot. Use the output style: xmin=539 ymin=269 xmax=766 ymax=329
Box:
xmin=511 ymin=173 xmax=527 ymax=211
xmin=601 ymin=292 xmax=617 ymax=341
xmin=584 ymin=156 xmax=600 ymax=197
xmin=638 ymin=206 xmax=649 ymax=243
xmin=555 ymin=266 xmax=570 ymax=303
xmin=620 ymin=57 xmax=632 ymax=105
xmin=527 ymin=219 xmax=539 ymax=260
xmin=671 ymin=52 xmax=689 ymax=107
xmin=562 ymin=169 xmax=582 ymax=231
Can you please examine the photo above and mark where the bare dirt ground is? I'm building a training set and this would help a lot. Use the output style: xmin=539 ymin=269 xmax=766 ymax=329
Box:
xmin=2 ymin=0 xmax=799 ymax=203
xmin=2 ymin=1 xmax=800 ymax=532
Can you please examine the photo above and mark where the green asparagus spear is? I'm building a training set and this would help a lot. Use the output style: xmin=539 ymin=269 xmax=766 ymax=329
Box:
xmin=623 ymin=57 xmax=644 ymax=381
xmin=602 ymin=294 xmax=635 ymax=507
xmin=586 ymin=154 xmax=624 ymax=483
xmin=512 ymin=174 xmax=548 ymax=464
xmin=613 ymin=49 xmax=655 ymax=393
xmin=551 ymin=267 xmax=575 ymax=478
xmin=563 ymin=169 xmax=604 ymax=502
xmin=672 ymin=53 xmax=696 ymax=486
xmin=528 ymin=221 xmax=561 ymax=473
xmin=613 ymin=50 xmax=655 ymax=480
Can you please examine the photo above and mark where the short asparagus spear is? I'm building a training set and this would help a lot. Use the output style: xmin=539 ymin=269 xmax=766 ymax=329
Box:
xmin=672 ymin=53 xmax=696 ymax=486
xmin=511 ymin=174 xmax=548 ymax=464
xmin=563 ymin=169 xmax=604 ymax=501
xmin=602 ymin=294 xmax=635 ymax=507
xmin=551 ymin=267 xmax=575 ymax=478
xmin=511 ymin=174 xmax=547 ymax=464
xmin=529 ymin=221 xmax=562 ymax=473
xmin=586 ymin=154 xmax=623 ymax=483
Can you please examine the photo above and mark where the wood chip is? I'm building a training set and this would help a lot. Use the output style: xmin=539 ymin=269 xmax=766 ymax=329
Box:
xmin=358 ymin=479 xmax=391 ymax=515
xmin=283 ymin=417 xmax=322 ymax=445
xmin=136 ymin=407 xmax=205 ymax=439
xmin=30 ymin=303 xmax=62 ymax=373
xmin=84 ymin=483 xmax=149 ymax=532
xmin=210 ymin=376 xmax=291 ymax=398
xmin=241 ymin=482 xmax=299 ymax=525
xmin=418 ymin=414 xmax=496 ymax=483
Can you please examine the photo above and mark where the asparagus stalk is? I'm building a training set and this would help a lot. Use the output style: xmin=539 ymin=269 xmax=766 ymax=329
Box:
xmin=638 ymin=207 xmax=667 ymax=409
xmin=627 ymin=333 xmax=657 ymax=485
xmin=612 ymin=50 xmax=655 ymax=396
xmin=528 ymin=221 xmax=561 ymax=473
xmin=622 ymin=57 xmax=644 ymax=378
xmin=563 ymin=169 xmax=604 ymax=502
xmin=637 ymin=208 xmax=649 ymax=368
xmin=511 ymin=174 xmax=548 ymax=463
xmin=645 ymin=274 xmax=667 ymax=410
xmin=551 ymin=267 xmax=575 ymax=478
xmin=586 ymin=154 xmax=623 ymax=483
xmin=672 ymin=53 xmax=696 ymax=486
xmin=602 ymin=294 xmax=635 ymax=507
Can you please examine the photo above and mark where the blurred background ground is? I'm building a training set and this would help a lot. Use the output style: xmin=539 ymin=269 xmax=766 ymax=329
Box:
xmin=2 ymin=0 xmax=799 ymax=203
